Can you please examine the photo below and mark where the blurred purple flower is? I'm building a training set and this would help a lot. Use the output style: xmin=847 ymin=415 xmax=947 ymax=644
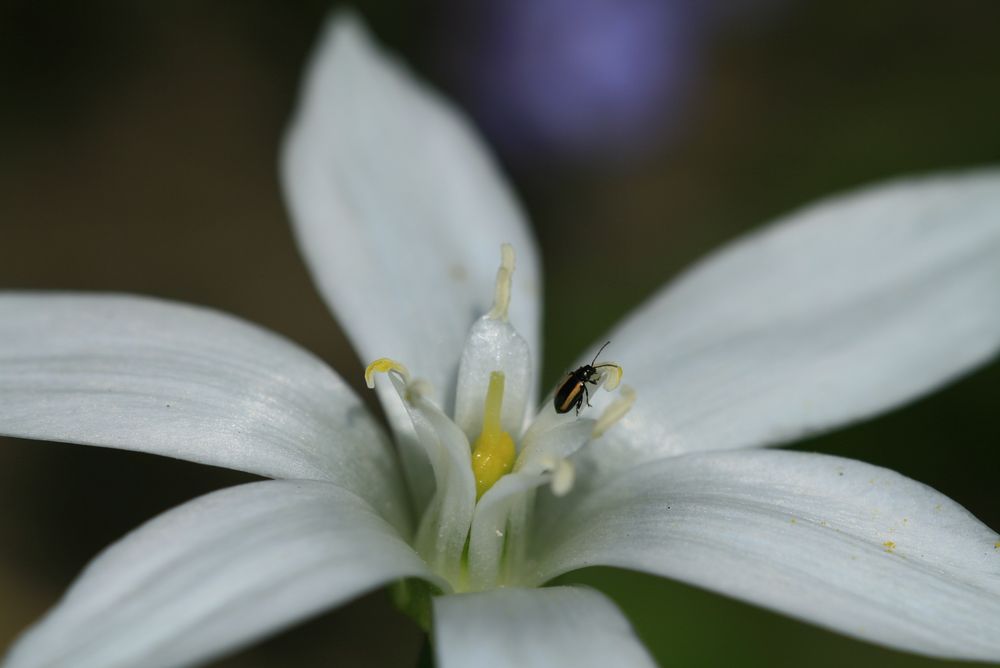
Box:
xmin=440 ymin=0 xmax=704 ymax=163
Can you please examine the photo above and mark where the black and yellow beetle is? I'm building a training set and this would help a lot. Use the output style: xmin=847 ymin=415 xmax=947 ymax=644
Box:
xmin=554 ymin=341 xmax=619 ymax=415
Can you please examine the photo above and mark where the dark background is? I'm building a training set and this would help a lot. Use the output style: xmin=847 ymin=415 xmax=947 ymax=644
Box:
xmin=1 ymin=1 xmax=998 ymax=666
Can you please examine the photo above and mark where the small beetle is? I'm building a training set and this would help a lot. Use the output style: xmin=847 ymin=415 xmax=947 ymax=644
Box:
xmin=554 ymin=341 xmax=620 ymax=415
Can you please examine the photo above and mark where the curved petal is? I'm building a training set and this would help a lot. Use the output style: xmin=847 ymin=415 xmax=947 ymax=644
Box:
xmin=469 ymin=472 xmax=549 ymax=590
xmin=534 ymin=449 xmax=1000 ymax=661
xmin=454 ymin=315 xmax=533 ymax=441
xmin=379 ymin=372 xmax=475 ymax=584
xmin=0 ymin=292 xmax=407 ymax=528
xmin=280 ymin=13 xmax=542 ymax=417
xmin=3 ymin=480 xmax=442 ymax=668
xmin=433 ymin=587 xmax=656 ymax=668
xmin=590 ymin=169 xmax=1000 ymax=470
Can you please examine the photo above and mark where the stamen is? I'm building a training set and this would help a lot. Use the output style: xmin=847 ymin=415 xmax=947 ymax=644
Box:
xmin=548 ymin=458 xmax=575 ymax=496
xmin=595 ymin=363 xmax=623 ymax=390
xmin=364 ymin=357 xmax=411 ymax=388
xmin=486 ymin=243 xmax=515 ymax=321
xmin=471 ymin=371 xmax=516 ymax=499
xmin=592 ymin=385 xmax=636 ymax=438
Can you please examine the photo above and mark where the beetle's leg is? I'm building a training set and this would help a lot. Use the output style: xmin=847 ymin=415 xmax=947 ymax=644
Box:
xmin=583 ymin=383 xmax=592 ymax=408
xmin=573 ymin=386 xmax=589 ymax=416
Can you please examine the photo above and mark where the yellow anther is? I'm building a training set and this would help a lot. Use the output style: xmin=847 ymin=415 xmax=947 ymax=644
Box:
xmin=486 ymin=243 xmax=516 ymax=321
xmin=596 ymin=363 xmax=623 ymax=390
xmin=471 ymin=371 xmax=516 ymax=499
xmin=592 ymin=385 xmax=636 ymax=438
xmin=364 ymin=358 xmax=411 ymax=389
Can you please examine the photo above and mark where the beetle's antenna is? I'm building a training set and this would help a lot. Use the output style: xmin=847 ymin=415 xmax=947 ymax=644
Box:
xmin=590 ymin=341 xmax=611 ymax=366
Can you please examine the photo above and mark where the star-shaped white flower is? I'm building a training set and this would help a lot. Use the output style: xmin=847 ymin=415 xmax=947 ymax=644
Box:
xmin=3 ymin=13 xmax=1000 ymax=668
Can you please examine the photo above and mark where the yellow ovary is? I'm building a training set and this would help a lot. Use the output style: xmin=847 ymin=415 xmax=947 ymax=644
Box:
xmin=471 ymin=371 xmax=516 ymax=499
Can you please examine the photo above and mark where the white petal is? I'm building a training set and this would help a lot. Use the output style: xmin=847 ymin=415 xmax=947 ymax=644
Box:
xmin=378 ymin=373 xmax=475 ymax=583
xmin=468 ymin=472 xmax=547 ymax=590
xmin=433 ymin=587 xmax=656 ymax=668
xmin=0 ymin=292 xmax=408 ymax=529
xmin=592 ymin=170 xmax=1000 ymax=469
xmin=454 ymin=316 xmax=533 ymax=440
xmin=281 ymin=13 xmax=541 ymax=417
xmin=535 ymin=449 xmax=1000 ymax=661
xmin=518 ymin=412 xmax=595 ymax=469
xmin=4 ymin=480 xmax=441 ymax=668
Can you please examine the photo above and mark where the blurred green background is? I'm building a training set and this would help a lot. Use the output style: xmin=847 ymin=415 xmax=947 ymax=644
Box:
xmin=1 ymin=1 xmax=998 ymax=666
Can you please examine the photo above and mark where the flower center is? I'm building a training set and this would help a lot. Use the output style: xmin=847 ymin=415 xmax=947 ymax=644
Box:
xmin=363 ymin=244 xmax=636 ymax=592
xmin=471 ymin=371 xmax=516 ymax=499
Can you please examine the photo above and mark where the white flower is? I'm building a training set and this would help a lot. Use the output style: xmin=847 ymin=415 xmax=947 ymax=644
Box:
xmin=3 ymin=12 xmax=1000 ymax=668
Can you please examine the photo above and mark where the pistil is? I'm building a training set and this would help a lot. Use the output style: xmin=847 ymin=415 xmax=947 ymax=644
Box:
xmin=471 ymin=371 xmax=516 ymax=499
